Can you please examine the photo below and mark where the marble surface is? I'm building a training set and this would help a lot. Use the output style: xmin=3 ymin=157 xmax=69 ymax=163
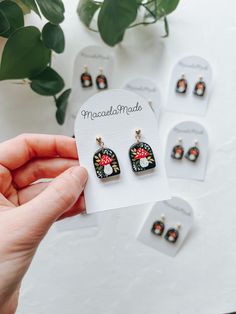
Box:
xmin=0 ymin=0 xmax=236 ymax=313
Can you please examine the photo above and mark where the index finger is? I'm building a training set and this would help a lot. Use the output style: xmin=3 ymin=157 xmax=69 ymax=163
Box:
xmin=0 ymin=134 xmax=78 ymax=170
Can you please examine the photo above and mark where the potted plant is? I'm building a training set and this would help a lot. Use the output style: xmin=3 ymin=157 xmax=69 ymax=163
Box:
xmin=0 ymin=0 xmax=70 ymax=124
xmin=77 ymin=0 xmax=180 ymax=46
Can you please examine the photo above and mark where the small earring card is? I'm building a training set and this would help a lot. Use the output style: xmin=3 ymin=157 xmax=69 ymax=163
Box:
xmin=65 ymin=45 xmax=114 ymax=135
xmin=166 ymin=56 xmax=213 ymax=116
xmin=123 ymin=77 xmax=161 ymax=121
xmin=74 ymin=89 xmax=171 ymax=214
xmin=165 ymin=121 xmax=209 ymax=181
xmin=137 ymin=197 xmax=194 ymax=257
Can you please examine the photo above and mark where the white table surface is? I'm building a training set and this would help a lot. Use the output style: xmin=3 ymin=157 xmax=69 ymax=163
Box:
xmin=1 ymin=0 xmax=236 ymax=313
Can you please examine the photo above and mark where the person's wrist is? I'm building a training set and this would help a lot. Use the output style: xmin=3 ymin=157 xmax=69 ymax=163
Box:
xmin=0 ymin=289 xmax=19 ymax=314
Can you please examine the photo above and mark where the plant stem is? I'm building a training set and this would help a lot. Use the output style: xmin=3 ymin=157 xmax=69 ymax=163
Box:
xmin=129 ymin=3 xmax=158 ymax=28
xmin=162 ymin=16 xmax=169 ymax=37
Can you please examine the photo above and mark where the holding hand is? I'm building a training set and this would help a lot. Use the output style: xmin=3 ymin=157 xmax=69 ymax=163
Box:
xmin=0 ymin=134 xmax=87 ymax=314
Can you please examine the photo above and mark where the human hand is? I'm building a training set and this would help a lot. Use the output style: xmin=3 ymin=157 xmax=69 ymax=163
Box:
xmin=0 ymin=134 xmax=88 ymax=314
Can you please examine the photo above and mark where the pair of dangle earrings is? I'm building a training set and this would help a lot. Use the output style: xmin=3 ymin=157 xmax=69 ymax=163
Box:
xmin=151 ymin=215 xmax=181 ymax=244
xmin=176 ymin=74 xmax=206 ymax=97
xmin=172 ymin=138 xmax=200 ymax=162
xmin=93 ymin=129 xmax=156 ymax=179
xmin=81 ymin=65 xmax=108 ymax=90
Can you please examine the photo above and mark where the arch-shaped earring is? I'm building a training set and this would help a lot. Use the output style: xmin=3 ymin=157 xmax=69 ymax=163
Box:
xmin=176 ymin=74 xmax=187 ymax=94
xmin=81 ymin=65 xmax=93 ymax=88
xmin=165 ymin=223 xmax=181 ymax=243
xmin=171 ymin=138 xmax=184 ymax=160
xmin=93 ymin=136 xmax=120 ymax=179
xmin=129 ymin=129 xmax=156 ymax=172
xmin=185 ymin=140 xmax=200 ymax=162
xmin=193 ymin=76 xmax=206 ymax=97
xmin=151 ymin=214 xmax=165 ymax=236
xmin=96 ymin=68 xmax=108 ymax=90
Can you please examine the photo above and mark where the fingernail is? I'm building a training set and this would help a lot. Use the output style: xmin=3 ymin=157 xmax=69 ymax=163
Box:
xmin=71 ymin=166 xmax=88 ymax=187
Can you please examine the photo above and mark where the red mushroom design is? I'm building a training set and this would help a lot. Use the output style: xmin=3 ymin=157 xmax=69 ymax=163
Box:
xmin=189 ymin=148 xmax=199 ymax=161
xmin=134 ymin=148 xmax=149 ymax=168
xmin=83 ymin=74 xmax=91 ymax=86
xmin=99 ymin=154 xmax=113 ymax=175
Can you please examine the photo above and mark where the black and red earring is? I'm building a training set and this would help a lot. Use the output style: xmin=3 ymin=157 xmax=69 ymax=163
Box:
xmin=194 ymin=76 xmax=206 ymax=97
xmin=81 ymin=65 xmax=93 ymax=88
xmin=151 ymin=215 xmax=165 ymax=236
xmin=171 ymin=138 xmax=184 ymax=160
xmin=176 ymin=74 xmax=187 ymax=94
xmin=129 ymin=129 xmax=156 ymax=173
xmin=165 ymin=223 xmax=181 ymax=243
xmin=185 ymin=140 xmax=200 ymax=162
xmin=93 ymin=136 xmax=120 ymax=179
xmin=96 ymin=68 xmax=108 ymax=90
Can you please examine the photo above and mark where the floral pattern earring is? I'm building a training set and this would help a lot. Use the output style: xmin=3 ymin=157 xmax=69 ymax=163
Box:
xmin=171 ymin=138 xmax=184 ymax=160
xmin=176 ymin=74 xmax=187 ymax=94
xmin=81 ymin=65 xmax=93 ymax=88
xmin=93 ymin=136 xmax=120 ymax=179
xmin=96 ymin=68 xmax=108 ymax=90
xmin=165 ymin=223 xmax=181 ymax=243
xmin=194 ymin=76 xmax=206 ymax=97
xmin=129 ymin=129 xmax=156 ymax=172
xmin=151 ymin=215 xmax=165 ymax=236
xmin=185 ymin=140 xmax=200 ymax=162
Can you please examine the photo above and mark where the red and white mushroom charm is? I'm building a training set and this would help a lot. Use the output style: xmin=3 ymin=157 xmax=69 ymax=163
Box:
xmin=99 ymin=154 xmax=113 ymax=175
xmin=134 ymin=148 xmax=149 ymax=168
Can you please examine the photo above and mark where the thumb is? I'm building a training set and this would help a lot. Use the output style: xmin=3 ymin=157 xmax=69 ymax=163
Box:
xmin=21 ymin=166 xmax=88 ymax=228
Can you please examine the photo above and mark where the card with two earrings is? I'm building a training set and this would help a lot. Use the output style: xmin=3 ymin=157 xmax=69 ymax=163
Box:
xmin=65 ymin=45 xmax=114 ymax=136
xmin=74 ymin=89 xmax=171 ymax=214
xmin=137 ymin=197 xmax=194 ymax=257
xmin=166 ymin=121 xmax=209 ymax=181
xmin=166 ymin=55 xmax=213 ymax=116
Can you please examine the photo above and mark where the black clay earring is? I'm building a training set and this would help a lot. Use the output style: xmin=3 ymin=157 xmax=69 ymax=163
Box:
xmin=151 ymin=215 xmax=165 ymax=236
xmin=165 ymin=223 xmax=181 ymax=243
xmin=129 ymin=129 xmax=156 ymax=172
xmin=171 ymin=138 xmax=184 ymax=160
xmin=96 ymin=68 xmax=108 ymax=90
xmin=81 ymin=65 xmax=93 ymax=88
xmin=185 ymin=140 xmax=200 ymax=162
xmin=176 ymin=74 xmax=187 ymax=94
xmin=93 ymin=136 xmax=120 ymax=179
xmin=193 ymin=76 xmax=206 ymax=97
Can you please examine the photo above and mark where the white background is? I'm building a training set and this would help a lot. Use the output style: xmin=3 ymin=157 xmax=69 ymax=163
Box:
xmin=0 ymin=0 xmax=236 ymax=313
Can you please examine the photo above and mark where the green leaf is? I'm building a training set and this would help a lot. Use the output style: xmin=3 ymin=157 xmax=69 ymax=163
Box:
xmin=30 ymin=66 xmax=64 ymax=96
xmin=55 ymin=88 xmax=71 ymax=125
xmin=0 ymin=26 xmax=50 ymax=80
xmin=0 ymin=10 xmax=10 ymax=34
xmin=36 ymin=0 xmax=65 ymax=24
xmin=77 ymin=0 xmax=101 ymax=28
xmin=98 ymin=0 xmax=138 ymax=46
xmin=20 ymin=0 xmax=41 ymax=17
xmin=0 ymin=0 xmax=24 ymax=38
xmin=42 ymin=22 xmax=65 ymax=53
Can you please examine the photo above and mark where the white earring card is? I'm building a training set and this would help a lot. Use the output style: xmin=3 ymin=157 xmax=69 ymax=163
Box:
xmin=137 ymin=197 xmax=194 ymax=257
xmin=165 ymin=121 xmax=209 ymax=181
xmin=65 ymin=45 xmax=114 ymax=136
xmin=123 ymin=77 xmax=161 ymax=121
xmin=166 ymin=56 xmax=213 ymax=116
xmin=74 ymin=89 xmax=171 ymax=214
